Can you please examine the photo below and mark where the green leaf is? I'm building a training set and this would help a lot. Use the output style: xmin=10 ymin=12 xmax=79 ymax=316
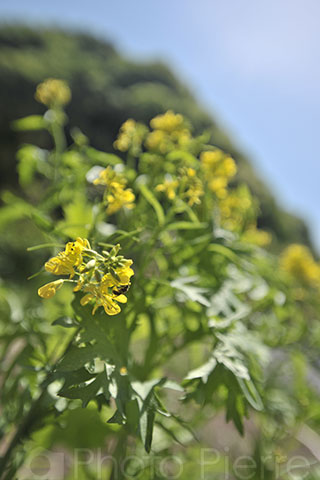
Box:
xmin=52 ymin=317 xmax=79 ymax=328
xmin=72 ymin=295 xmax=120 ymax=363
xmin=132 ymin=378 xmax=167 ymax=401
xmin=139 ymin=184 xmax=165 ymax=226
xmin=58 ymin=373 xmax=104 ymax=407
xmin=55 ymin=368 xmax=94 ymax=390
xmin=214 ymin=341 xmax=250 ymax=380
xmin=237 ymin=378 xmax=263 ymax=411
xmin=208 ymin=243 xmax=241 ymax=264
xmin=12 ymin=115 xmax=47 ymax=131
xmin=107 ymin=409 xmax=125 ymax=425
xmin=144 ymin=409 xmax=155 ymax=453
xmin=171 ymin=276 xmax=210 ymax=307
xmin=125 ymin=399 xmax=140 ymax=433
xmin=185 ymin=357 xmax=217 ymax=383
xmin=132 ymin=378 xmax=168 ymax=452
xmin=56 ymin=345 xmax=99 ymax=372
xmin=226 ymin=390 xmax=244 ymax=436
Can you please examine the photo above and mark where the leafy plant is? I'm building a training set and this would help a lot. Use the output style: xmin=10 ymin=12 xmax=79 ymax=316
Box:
xmin=0 ymin=79 xmax=320 ymax=479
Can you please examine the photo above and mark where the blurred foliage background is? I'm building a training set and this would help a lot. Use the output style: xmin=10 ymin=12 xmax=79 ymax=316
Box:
xmin=1 ymin=24 xmax=320 ymax=480
xmin=0 ymin=24 xmax=313 ymax=257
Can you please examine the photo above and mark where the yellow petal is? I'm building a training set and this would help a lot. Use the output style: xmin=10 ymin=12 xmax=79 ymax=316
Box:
xmin=115 ymin=294 xmax=127 ymax=304
xmin=38 ymin=280 xmax=64 ymax=299
xmin=80 ymin=293 xmax=94 ymax=306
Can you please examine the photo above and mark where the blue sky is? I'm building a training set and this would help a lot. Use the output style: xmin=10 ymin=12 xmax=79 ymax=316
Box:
xmin=1 ymin=0 xmax=320 ymax=248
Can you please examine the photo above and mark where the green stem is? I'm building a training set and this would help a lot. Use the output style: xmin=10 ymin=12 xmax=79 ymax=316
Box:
xmin=50 ymin=109 xmax=66 ymax=182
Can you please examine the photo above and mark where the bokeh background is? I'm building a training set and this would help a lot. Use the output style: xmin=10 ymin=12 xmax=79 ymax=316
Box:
xmin=1 ymin=2 xmax=320 ymax=479
xmin=0 ymin=0 xmax=319 ymax=252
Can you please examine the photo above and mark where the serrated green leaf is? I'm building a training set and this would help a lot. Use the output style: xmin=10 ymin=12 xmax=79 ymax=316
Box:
xmin=185 ymin=357 xmax=217 ymax=383
xmin=132 ymin=378 xmax=167 ymax=402
xmin=55 ymin=368 xmax=94 ymax=390
xmin=56 ymin=345 xmax=99 ymax=372
xmin=58 ymin=373 xmax=103 ymax=407
xmin=171 ymin=276 xmax=210 ymax=307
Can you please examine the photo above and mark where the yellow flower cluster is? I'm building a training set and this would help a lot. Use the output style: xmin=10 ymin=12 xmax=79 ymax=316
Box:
xmin=113 ymin=119 xmax=148 ymax=155
xmin=242 ymin=227 xmax=272 ymax=247
xmin=35 ymin=78 xmax=71 ymax=107
xmin=155 ymin=178 xmax=179 ymax=200
xmin=38 ymin=239 xmax=134 ymax=316
xmin=218 ymin=186 xmax=271 ymax=246
xmin=94 ymin=166 xmax=135 ymax=215
xmin=145 ymin=111 xmax=191 ymax=154
xmin=155 ymin=168 xmax=204 ymax=206
xmin=150 ymin=111 xmax=185 ymax=132
xmin=280 ymin=244 xmax=320 ymax=287
xmin=219 ymin=186 xmax=253 ymax=230
xmin=181 ymin=167 xmax=204 ymax=206
xmin=200 ymin=150 xmax=237 ymax=198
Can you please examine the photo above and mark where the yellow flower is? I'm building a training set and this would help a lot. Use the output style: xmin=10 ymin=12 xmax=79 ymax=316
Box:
xmin=114 ymin=119 xmax=136 ymax=152
xmin=242 ymin=227 xmax=272 ymax=247
xmin=185 ymin=182 xmax=204 ymax=206
xmin=45 ymin=254 xmax=76 ymax=277
xmin=201 ymin=150 xmax=221 ymax=169
xmin=38 ymin=279 xmax=64 ymax=299
xmin=45 ymin=237 xmax=90 ymax=278
xmin=145 ymin=130 xmax=168 ymax=153
xmin=106 ymin=187 xmax=135 ymax=215
xmin=146 ymin=111 xmax=192 ymax=153
xmin=64 ymin=237 xmax=91 ymax=265
xmin=280 ymin=244 xmax=320 ymax=287
xmin=201 ymin=150 xmax=237 ymax=197
xmin=222 ymin=156 xmax=237 ymax=177
xmin=36 ymin=238 xmax=134 ymax=317
xmin=208 ymin=177 xmax=228 ymax=195
xmin=155 ymin=178 xmax=179 ymax=200
xmin=93 ymin=166 xmax=124 ymax=188
xmin=35 ymin=78 xmax=71 ymax=107
xmin=102 ymin=263 xmax=134 ymax=287
xmin=218 ymin=185 xmax=261 ymax=237
xmin=80 ymin=284 xmax=128 ymax=316
xmin=113 ymin=119 xmax=147 ymax=154
xmin=186 ymin=168 xmax=196 ymax=177
xmin=150 ymin=111 xmax=185 ymax=133
xmin=94 ymin=167 xmax=135 ymax=214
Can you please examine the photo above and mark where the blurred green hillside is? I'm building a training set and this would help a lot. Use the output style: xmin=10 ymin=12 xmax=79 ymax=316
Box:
xmin=0 ymin=24 xmax=312 ymax=249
